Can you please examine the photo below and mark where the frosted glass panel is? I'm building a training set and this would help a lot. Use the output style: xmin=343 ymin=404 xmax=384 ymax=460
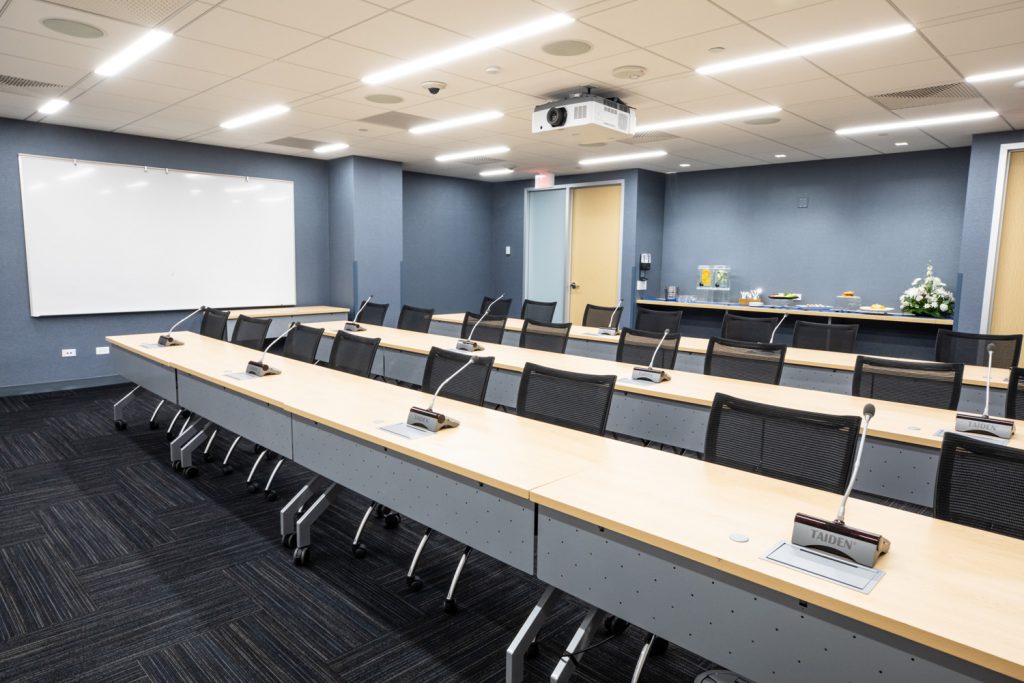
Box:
xmin=525 ymin=188 xmax=568 ymax=322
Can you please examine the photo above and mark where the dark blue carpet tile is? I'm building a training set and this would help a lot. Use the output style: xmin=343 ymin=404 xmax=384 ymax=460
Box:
xmin=0 ymin=431 xmax=73 ymax=470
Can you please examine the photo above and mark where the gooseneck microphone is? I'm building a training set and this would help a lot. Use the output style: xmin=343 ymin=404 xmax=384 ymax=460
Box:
xmin=457 ymin=293 xmax=504 ymax=352
xmin=407 ymin=355 xmax=484 ymax=431
xmin=956 ymin=342 xmax=1015 ymax=438
xmin=598 ymin=299 xmax=623 ymax=335
xmin=159 ymin=306 xmax=206 ymax=346
xmin=631 ymin=329 xmax=672 ymax=383
xmin=983 ymin=342 xmax=995 ymax=417
xmin=246 ymin=323 xmax=295 ymax=376
xmin=769 ymin=313 xmax=788 ymax=344
xmin=835 ymin=403 xmax=875 ymax=525
xmin=345 ymin=295 xmax=373 ymax=332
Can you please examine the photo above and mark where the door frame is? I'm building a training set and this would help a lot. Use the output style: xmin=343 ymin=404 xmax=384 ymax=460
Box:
xmin=981 ymin=141 xmax=1024 ymax=333
xmin=523 ymin=180 xmax=625 ymax=323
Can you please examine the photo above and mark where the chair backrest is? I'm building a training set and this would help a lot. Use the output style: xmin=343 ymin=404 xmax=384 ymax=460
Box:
xmin=516 ymin=363 xmax=616 ymax=436
xmin=199 ymin=307 xmax=229 ymax=340
xmin=397 ymin=305 xmax=435 ymax=333
xmin=327 ymin=330 xmax=380 ymax=377
xmin=935 ymin=432 xmax=1024 ymax=540
xmin=791 ymin=320 xmax=858 ymax=353
xmin=480 ymin=296 xmax=512 ymax=317
xmin=230 ymin=314 xmax=272 ymax=350
xmin=279 ymin=324 xmax=324 ymax=364
xmin=421 ymin=347 xmax=495 ymax=406
xmin=704 ymin=393 xmax=860 ymax=494
xmin=720 ymin=312 xmax=779 ymax=343
xmin=634 ymin=306 xmax=682 ymax=334
xmin=704 ymin=337 xmax=786 ymax=385
xmin=616 ymin=327 xmax=679 ymax=370
xmin=852 ymin=356 xmax=963 ymax=410
xmin=934 ymin=329 xmax=1022 ymax=369
xmin=519 ymin=320 xmax=572 ymax=354
xmin=460 ymin=311 xmax=508 ymax=344
xmin=353 ymin=300 xmax=389 ymax=326
xmin=582 ymin=303 xmax=622 ymax=329
xmin=521 ymin=299 xmax=557 ymax=324
xmin=1006 ymin=367 xmax=1024 ymax=421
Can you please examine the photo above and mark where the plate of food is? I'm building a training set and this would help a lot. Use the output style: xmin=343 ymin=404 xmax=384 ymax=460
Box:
xmin=796 ymin=303 xmax=830 ymax=309
xmin=859 ymin=304 xmax=894 ymax=313
xmin=768 ymin=292 xmax=800 ymax=300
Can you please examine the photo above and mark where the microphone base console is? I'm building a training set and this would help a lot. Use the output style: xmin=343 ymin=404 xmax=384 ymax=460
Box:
xmin=791 ymin=513 xmax=889 ymax=568
xmin=455 ymin=339 xmax=483 ymax=352
xmin=955 ymin=413 xmax=1015 ymax=439
xmin=407 ymin=407 xmax=459 ymax=432
xmin=631 ymin=367 xmax=669 ymax=383
xmin=158 ymin=335 xmax=183 ymax=347
xmin=344 ymin=322 xmax=365 ymax=332
xmin=597 ymin=327 xmax=618 ymax=336
xmin=245 ymin=361 xmax=281 ymax=377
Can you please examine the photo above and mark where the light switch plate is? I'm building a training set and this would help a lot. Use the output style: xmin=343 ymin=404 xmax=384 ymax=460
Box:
xmin=62 ymin=348 xmax=76 ymax=357
xmin=96 ymin=346 xmax=110 ymax=355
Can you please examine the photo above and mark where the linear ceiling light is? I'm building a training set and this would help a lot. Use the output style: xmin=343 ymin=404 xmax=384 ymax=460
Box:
xmin=362 ymin=14 xmax=574 ymax=85
xmin=965 ymin=65 xmax=1024 ymax=83
xmin=314 ymin=142 xmax=350 ymax=154
xmin=220 ymin=104 xmax=290 ymax=130
xmin=636 ymin=105 xmax=781 ymax=133
xmin=38 ymin=98 xmax=69 ymax=115
xmin=435 ymin=145 xmax=510 ymax=162
xmin=835 ymin=110 xmax=998 ymax=136
xmin=696 ymin=23 xmax=915 ymax=76
xmin=579 ymin=150 xmax=667 ymax=166
xmin=95 ymin=29 xmax=172 ymax=77
xmin=410 ymin=110 xmax=503 ymax=135
xmin=480 ymin=168 xmax=514 ymax=177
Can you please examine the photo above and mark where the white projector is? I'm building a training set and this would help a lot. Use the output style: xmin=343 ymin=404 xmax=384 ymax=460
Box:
xmin=532 ymin=93 xmax=636 ymax=143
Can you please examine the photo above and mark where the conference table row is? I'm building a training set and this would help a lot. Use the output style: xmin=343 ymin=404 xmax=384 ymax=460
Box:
xmin=107 ymin=330 xmax=1023 ymax=683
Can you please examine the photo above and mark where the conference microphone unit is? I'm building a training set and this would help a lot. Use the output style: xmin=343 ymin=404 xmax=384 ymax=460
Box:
xmin=955 ymin=343 xmax=1015 ymax=439
xmin=631 ymin=329 xmax=672 ymax=383
xmin=597 ymin=299 xmax=623 ymax=336
xmin=158 ymin=306 xmax=206 ymax=346
xmin=791 ymin=404 xmax=891 ymax=567
xmin=245 ymin=323 xmax=295 ymax=376
xmin=406 ymin=354 xmax=485 ymax=432
xmin=345 ymin=295 xmax=373 ymax=332
xmin=457 ymin=293 xmax=504 ymax=352
xmin=768 ymin=314 xmax=788 ymax=344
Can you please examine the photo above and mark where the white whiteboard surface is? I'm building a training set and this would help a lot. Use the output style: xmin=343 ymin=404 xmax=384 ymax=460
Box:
xmin=19 ymin=154 xmax=296 ymax=316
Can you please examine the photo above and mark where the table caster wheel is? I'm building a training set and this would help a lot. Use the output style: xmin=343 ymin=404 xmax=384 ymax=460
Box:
xmin=651 ymin=637 xmax=668 ymax=656
xmin=183 ymin=466 xmax=198 ymax=479
xmin=525 ymin=642 xmax=539 ymax=660
xmin=221 ymin=464 xmax=233 ymax=476
xmin=293 ymin=547 xmax=310 ymax=566
xmin=407 ymin=576 xmax=423 ymax=592
xmin=265 ymin=489 xmax=278 ymax=502
xmin=603 ymin=615 xmax=628 ymax=635
xmin=247 ymin=481 xmax=261 ymax=494
xmin=443 ymin=598 xmax=458 ymax=615
xmin=282 ymin=533 xmax=296 ymax=549
xmin=149 ymin=420 xmax=159 ymax=430
xmin=114 ymin=419 xmax=127 ymax=431
xmin=384 ymin=512 xmax=402 ymax=529
xmin=352 ymin=543 xmax=366 ymax=559
xmin=172 ymin=461 xmax=182 ymax=472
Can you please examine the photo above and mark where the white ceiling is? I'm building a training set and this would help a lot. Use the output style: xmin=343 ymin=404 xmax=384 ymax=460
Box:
xmin=1 ymin=0 xmax=1022 ymax=179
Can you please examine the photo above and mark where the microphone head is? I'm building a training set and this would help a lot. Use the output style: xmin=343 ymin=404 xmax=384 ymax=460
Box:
xmin=987 ymin=343 xmax=996 ymax=354
xmin=863 ymin=403 xmax=876 ymax=419
xmin=663 ymin=328 xmax=670 ymax=334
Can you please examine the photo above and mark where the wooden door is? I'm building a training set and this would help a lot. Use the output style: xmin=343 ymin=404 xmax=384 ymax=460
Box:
xmin=991 ymin=150 xmax=1024 ymax=336
xmin=568 ymin=185 xmax=622 ymax=325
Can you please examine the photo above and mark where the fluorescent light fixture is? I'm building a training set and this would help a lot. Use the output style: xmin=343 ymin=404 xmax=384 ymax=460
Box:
xmin=29 ymin=183 xmax=47 ymax=191
xmin=411 ymin=111 xmax=504 ymax=135
xmin=965 ymin=65 xmax=1024 ymax=83
xmin=313 ymin=142 xmax=350 ymax=154
xmin=835 ymin=110 xmax=998 ymax=136
xmin=125 ymin=181 xmax=148 ymax=189
xmin=38 ymin=98 xmax=69 ymax=115
xmin=220 ymin=104 xmax=290 ymax=130
xmin=579 ymin=150 xmax=667 ymax=166
xmin=696 ymin=23 xmax=915 ymax=76
xmin=60 ymin=168 xmax=94 ymax=181
xmin=678 ymin=163 xmax=691 ymax=168
xmin=636 ymin=105 xmax=781 ymax=133
xmin=894 ymin=141 xmax=909 ymax=146
xmin=435 ymin=145 xmax=510 ymax=162
xmin=362 ymin=13 xmax=574 ymax=85
xmin=774 ymin=153 xmax=787 ymax=158
xmin=480 ymin=168 xmax=514 ymax=177
xmin=95 ymin=29 xmax=172 ymax=77
xmin=224 ymin=184 xmax=264 ymax=193
xmin=100 ymin=189 xmax=112 ymax=195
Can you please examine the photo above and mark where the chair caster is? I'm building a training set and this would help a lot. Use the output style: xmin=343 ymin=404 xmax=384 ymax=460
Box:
xmin=221 ymin=464 xmax=233 ymax=476
xmin=384 ymin=512 xmax=402 ymax=529
xmin=183 ymin=466 xmax=198 ymax=479
xmin=203 ymin=452 xmax=215 ymax=463
xmin=602 ymin=615 xmax=628 ymax=635
xmin=443 ymin=598 xmax=458 ymax=615
xmin=374 ymin=505 xmax=386 ymax=519
xmin=166 ymin=432 xmax=174 ymax=442
xmin=651 ymin=637 xmax=668 ymax=656
xmin=252 ymin=443 xmax=261 ymax=453
xmin=114 ymin=419 xmax=127 ymax=431
xmin=406 ymin=575 xmax=423 ymax=592
xmin=352 ymin=543 xmax=367 ymax=559
xmin=172 ymin=461 xmax=182 ymax=472
xmin=247 ymin=480 xmax=262 ymax=494
xmin=264 ymin=489 xmax=278 ymax=502
xmin=149 ymin=420 xmax=159 ymax=430
xmin=293 ymin=546 xmax=311 ymax=566
xmin=282 ymin=533 xmax=296 ymax=549
xmin=525 ymin=642 xmax=539 ymax=659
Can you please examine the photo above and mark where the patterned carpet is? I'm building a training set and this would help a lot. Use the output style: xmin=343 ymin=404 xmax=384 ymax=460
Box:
xmin=0 ymin=384 xmax=729 ymax=682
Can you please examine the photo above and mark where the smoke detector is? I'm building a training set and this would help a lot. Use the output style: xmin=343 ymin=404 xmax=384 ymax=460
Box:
xmin=612 ymin=65 xmax=647 ymax=80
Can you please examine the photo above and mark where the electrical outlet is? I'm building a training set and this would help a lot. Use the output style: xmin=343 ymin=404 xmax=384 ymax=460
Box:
xmin=62 ymin=348 xmax=76 ymax=358
xmin=96 ymin=346 xmax=110 ymax=355
xmin=505 ymin=245 xmax=511 ymax=256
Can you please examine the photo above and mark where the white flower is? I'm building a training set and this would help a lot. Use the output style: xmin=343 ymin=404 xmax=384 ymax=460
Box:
xmin=940 ymin=303 xmax=948 ymax=312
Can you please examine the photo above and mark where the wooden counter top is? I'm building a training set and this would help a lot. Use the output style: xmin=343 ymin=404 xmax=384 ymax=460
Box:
xmin=636 ymin=299 xmax=954 ymax=326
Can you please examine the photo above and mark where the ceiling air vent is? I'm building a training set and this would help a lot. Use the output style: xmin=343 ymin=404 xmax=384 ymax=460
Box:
xmin=621 ymin=130 xmax=679 ymax=145
xmin=869 ymin=82 xmax=982 ymax=110
xmin=40 ymin=0 xmax=193 ymax=26
xmin=0 ymin=74 xmax=64 ymax=95
xmin=267 ymin=137 xmax=323 ymax=151
xmin=358 ymin=111 xmax=434 ymax=130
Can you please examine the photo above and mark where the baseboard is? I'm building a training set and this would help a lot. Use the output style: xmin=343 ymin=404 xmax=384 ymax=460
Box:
xmin=0 ymin=374 xmax=126 ymax=397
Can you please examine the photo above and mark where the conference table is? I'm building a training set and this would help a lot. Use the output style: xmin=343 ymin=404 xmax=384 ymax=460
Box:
xmin=315 ymin=321 xmax=1024 ymax=508
xmin=106 ymin=331 xmax=1024 ymax=683
xmin=227 ymin=305 xmax=349 ymax=336
xmin=429 ymin=313 xmax=1008 ymax=417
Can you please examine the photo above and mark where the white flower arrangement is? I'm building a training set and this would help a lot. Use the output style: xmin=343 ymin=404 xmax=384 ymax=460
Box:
xmin=899 ymin=263 xmax=955 ymax=318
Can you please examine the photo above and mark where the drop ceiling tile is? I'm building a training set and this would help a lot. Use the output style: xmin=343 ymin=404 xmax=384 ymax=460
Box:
xmin=47 ymin=102 xmax=141 ymax=127
xmin=531 ymin=0 xmax=634 ymax=13
xmin=447 ymin=84 xmax=548 ymax=110
xmin=282 ymin=39 xmax=400 ymax=79
xmin=89 ymin=76 xmax=197 ymax=104
xmin=73 ymin=90 xmax=169 ymax=115
xmin=426 ymin=49 xmax=555 ymax=85
xmin=709 ymin=0 xmax=832 ymax=21
xmin=731 ymin=114 xmax=830 ymax=138
xmin=805 ymin=34 xmax=938 ymax=76
xmin=395 ymin=0 xmax=555 ymax=36
xmin=153 ymin=37 xmax=270 ymax=76
xmin=650 ymin=24 xmax=782 ymax=71
xmin=785 ymin=94 xmax=889 ymax=129
xmin=296 ymin=96 xmax=388 ymax=120
xmin=846 ymin=129 xmax=948 ymax=153
xmin=0 ymin=0 xmax=143 ymax=49
xmin=244 ymin=62 xmax=354 ymax=94
xmin=0 ymin=26 xmax=107 ymax=71
xmin=110 ymin=59 xmax=230 ymax=91
xmin=504 ymin=23 xmax=636 ymax=68
xmin=160 ymin=1 xmax=216 ymax=33
xmin=751 ymin=0 xmax=908 ymax=45
xmin=0 ymin=89 xmax=40 ymax=118
xmin=922 ymin=5 xmax=1024 ymax=55
xmin=582 ymin=0 xmax=737 ymax=47
xmin=709 ymin=59 xmax=829 ymax=91
xmin=839 ymin=59 xmax=963 ymax=95
xmin=386 ymin=70 xmax=491 ymax=99
xmin=332 ymin=83 xmax=435 ymax=109
xmin=772 ymin=131 xmax=876 ymax=156
xmin=190 ymin=79 xmax=310 ymax=110
xmin=566 ymin=49 xmax=690 ymax=87
xmin=117 ymin=114 xmax=212 ymax=136
xmin=749 ymin=76 xmax=857 ymax=106
xmin=333 ymin=12 xmax=465 ymax=60
xmin=0 ymin=52 xmax=88 ymax=87
xmin=220 ymin=0 xmax=384 ymax=37
xmin=176 ymin=7 xmax=320 ymax=59
xmin=624 ymin=73 xmax=737 ymax=105
xmin=946 ymin=42 xmax=1024 ymax=77
xmin=502 ymin=69 xmax=614 ymax=100
xmin=116 ymin=125 xmax=186 ymax=140
xmin=890 ymin=0 xmax=1024 ymax=24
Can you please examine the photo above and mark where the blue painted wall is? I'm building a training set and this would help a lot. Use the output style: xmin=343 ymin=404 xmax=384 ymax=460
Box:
xmin=636 ymin=170 xmax=666 ymax=296
xmin=661 ymin=149 xmax=971 ymax=308
xmin=489 ymin=179 xmax=533 ymax=309
xmin=0 ymin=117 xmax=330 ymax=393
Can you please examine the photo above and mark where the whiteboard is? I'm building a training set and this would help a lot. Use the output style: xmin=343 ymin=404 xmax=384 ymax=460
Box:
xmin=19 ymin=154 xmax=296 ymax=316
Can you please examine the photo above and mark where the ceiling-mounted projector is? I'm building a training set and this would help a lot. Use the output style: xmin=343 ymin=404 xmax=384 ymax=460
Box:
xmin=532 ymin=89 xmax=636 ymax=143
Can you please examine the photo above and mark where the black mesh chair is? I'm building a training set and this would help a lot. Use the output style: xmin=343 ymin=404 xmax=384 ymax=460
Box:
xmin=852 ymin=356 xmax=963 ymax=410
xmin=460 ymin=311 xmax=507 ymax=344
xmin=521 ymin=299 xmax=557 ymax=323
xmin=616 ymin=327 xmax=679 ymax=370
xmin=720 ymin=312 xmax=779 ymax=343
xmin=480 ymin=296 xmax=512 ymax=317
xmin=704 ymin=393 xmax=860 ymax=493
xmin=397 ymin=305 xmax=435 ymax=333
xmin=935 ymin=330 xmax=1022 ymax=369
xmin=634 ymin=306 xmax=682 ymax=334
xmin=934 ymin=432 xmax=1024 ymax=540
xmin=704 ymin=337 xmax=786 ymax=385
xmin=199 ymin=307 xmax=229 ymax=340
xmin=516 ymin=363 xmax=617 ymax=436
xmin=1006 ymin=367 xmax=1024 ymax=421
xmin=792 ymin=320 xmax=858 ymax=353
xmin=231 ymin=314 xmax=272 ymax=350
xmin=519 ymin=320 xmax=572 ymax=354
xmin=326 ymin=330 xmax=380 ymax=377
xmin=352 ymin=300 xmax=389 ymax=326
xmin=582 ymin=303 xmax=622 ymax=329
xmin=278 ymin=324 xmax=324 ymax=364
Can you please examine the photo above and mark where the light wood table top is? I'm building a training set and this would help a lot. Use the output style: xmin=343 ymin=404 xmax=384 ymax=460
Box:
xmin=228 ymin=305 xmax=348 ymax=319
xmin=315 ymin=321 xmax=1024 ymax=451
xmin=636 ymin=299 xmax=955 ymax=326
xmin=431 ymin=313 xmax=1007 ymax=390
xmin=530 ymin=446 xmax=1024 ymax=680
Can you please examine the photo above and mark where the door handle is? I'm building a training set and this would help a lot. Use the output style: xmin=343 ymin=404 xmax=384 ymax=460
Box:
xmin=570 ymin=281 xmax=579 ymax=290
